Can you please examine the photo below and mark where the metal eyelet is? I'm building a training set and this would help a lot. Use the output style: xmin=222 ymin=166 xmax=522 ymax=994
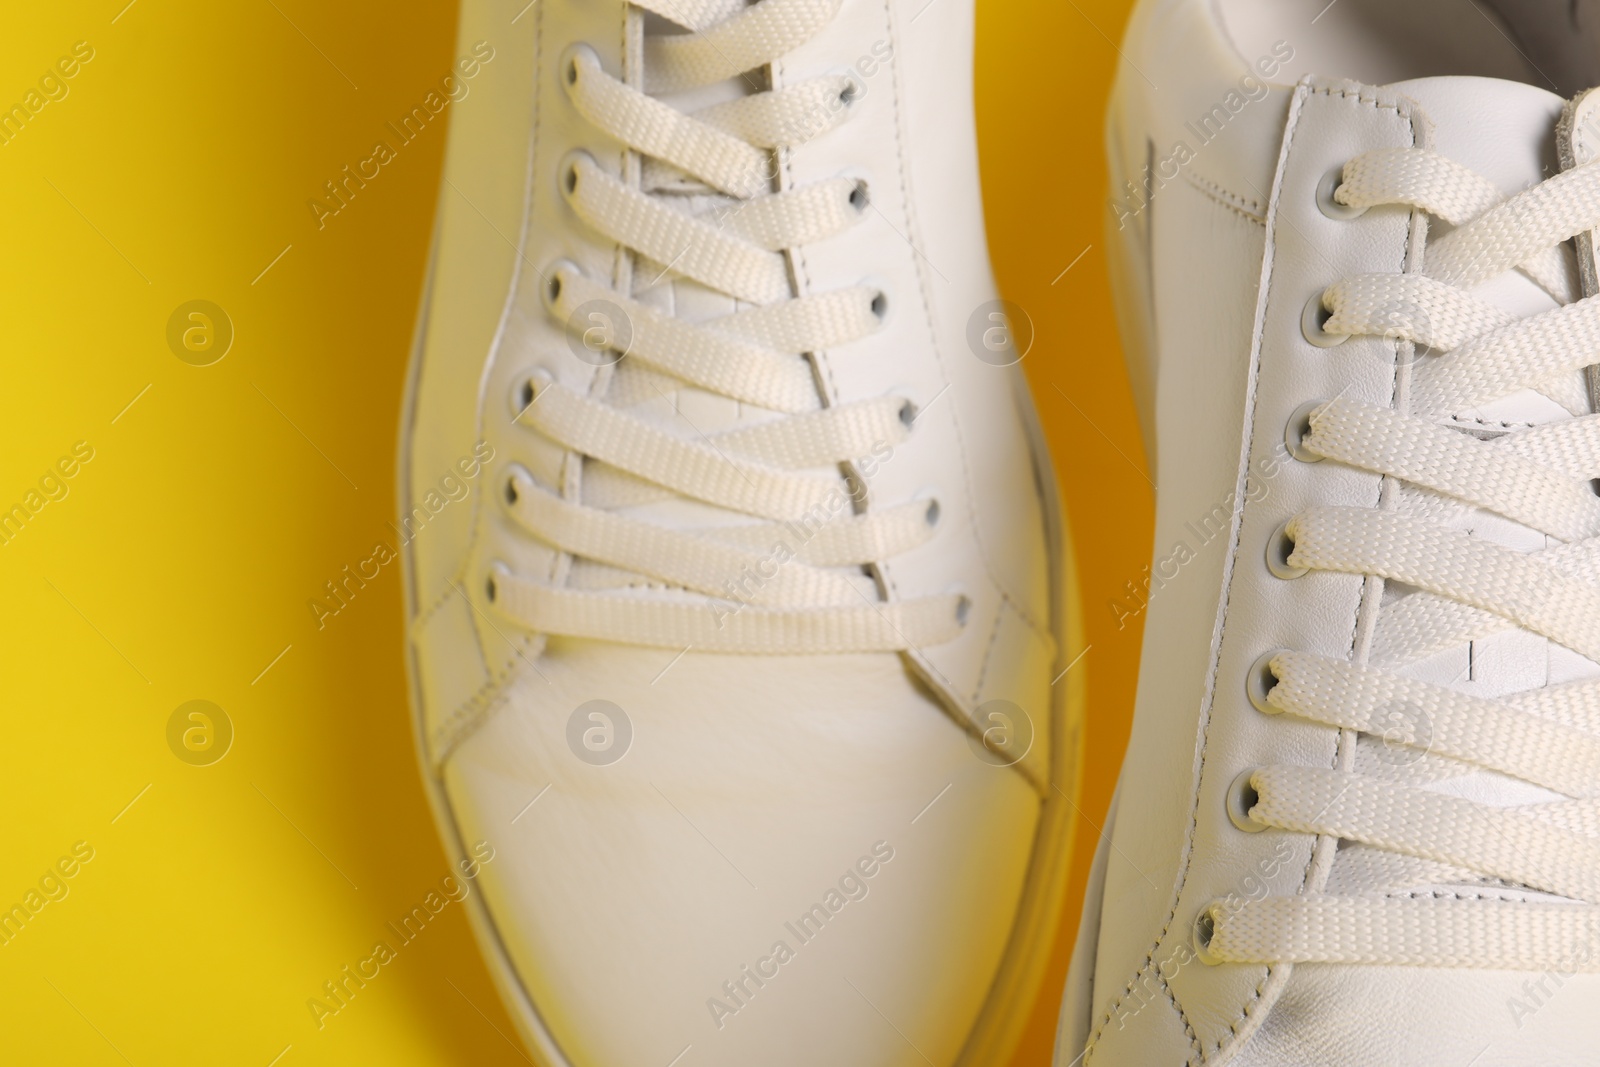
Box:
xmin=1301 ymin=291 xmax=1349 ymax=348
xmin=542 ymin=260 xmax=580 ymax=312
xmin=509 ymin=368 xmax=554 ymax=419
xmin=503 ymin=464 xmax=533 ymax=508
xmin=560 ymin=43 xmax=599 ymax=91
xmin=924 ymin=497 xmax=941 ymax=527
xmin=1227 ymin=768 xmax=1266 ymax=833
xmin=511 ymin=378 xmax=536 ymax=416
xmin=485 ymin=561 xmax=513 ymax=606
xmin=1285 ymin=400 xmax=1325 ymax=463
xmin=1246 ymin=650 xmax=1287 ymax=714
xmin=954 ymin=595 xmax=972 ymax=627
xmin=558 ymin=150 xmax=594 ymax=199
xmin=1193 ymin=905 xmax=1222 ymax=965
xmin=848 ymin=177 xmax=870 ymax=213
xmin=857 ymin=274 xmax=892 ymax=326
xmin=1316 ymin=163 xmax=1367 ymax=220
xmin=1266 ymin=520 xmax=1307 ymax=580
xmin=825 ymin=68 xmax=866 ymax=115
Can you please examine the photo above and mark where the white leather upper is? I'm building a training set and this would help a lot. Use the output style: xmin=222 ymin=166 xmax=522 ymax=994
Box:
xmin=400 ymin=0 xmax=1065 ymax=1063
xmin=407 ymin=0 xmax=1057 ymax=773
xmin=1068 ymin=2 xmax=1600 ymax=1062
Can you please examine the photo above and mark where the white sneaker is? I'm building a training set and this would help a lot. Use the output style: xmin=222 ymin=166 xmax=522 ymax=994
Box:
xmin=398 ymin=1 xmax=1077 ymax=1064
xmin=1061 ymin=2 xmax=1600 ymax=1064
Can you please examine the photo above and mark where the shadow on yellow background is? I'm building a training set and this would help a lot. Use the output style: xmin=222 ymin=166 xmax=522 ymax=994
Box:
xmin=0 ymin=0 xmax=1149 ymax=1062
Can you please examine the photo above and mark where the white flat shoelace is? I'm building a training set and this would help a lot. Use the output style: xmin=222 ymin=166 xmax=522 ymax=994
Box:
xmin=494 ymin=0 xmax=964 ymax=655
xmin=1199 ymin=148 xmax=1600 ymax=970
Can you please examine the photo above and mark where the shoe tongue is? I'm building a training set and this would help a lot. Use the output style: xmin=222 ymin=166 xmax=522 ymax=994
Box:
xmin=1386 ymin=76 xmax=1577 ymax=426
xmin=1387 ymin=76 xmax=1563 ymax=198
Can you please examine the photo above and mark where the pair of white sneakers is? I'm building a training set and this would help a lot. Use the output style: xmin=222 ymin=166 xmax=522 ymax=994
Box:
xmin=400 ymin=0 xmax=1600 ymax=1062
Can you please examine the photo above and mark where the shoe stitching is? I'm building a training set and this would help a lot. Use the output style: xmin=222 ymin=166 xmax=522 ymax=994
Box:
xmin=1086 ymin=81 xmax=1319 ymax=1044
xmin=491 ymin=0 xmax=562 ymax=701
xmin=1188 ymin=963 xmax=1273 ymax=1065
xmin=410 ymin=484 xmax=499 ymax=761
xmin=1203 ymin=78 xmax=1419 ymax=1061
xmin=1086 ymin=78 xmax=1423 ymax=1057
xmin=1396 ymin=888 xmax=1532 ymax=902
xmin=1177 ymin=79 xmax=1337 ymax=1062
xmin=1240 ymin=84 xmax=1419 ymax=1064
xmin=413 ymin=576 xmax=465 ymax=630
xmin=1082 ymin=959 xmax=1182 ymax=1065
xmin=430 ymin=664 xmax=514 ymax=762
xmin=488 ymin=0 xmax=634 ymax=698
xmin=1180 ymin=169 xmax=1266 ymax=225
xmin=1081 ymin=146 xmax=1293 ymax=1048
xmin=1447 ymin=413 xmax=1538 ymax=431
xmin=878 ymin=0 xmax=960 ymax=600
xmin=1086 ymin=919 xmax=1183 ymax=1054
xmin=873 ymin=0 xmax=1048 ymax=642
xmin=441 ymin=0 xmax=665 ymax=770
xmin=970 ymin=592 xmax=1009 ymax=701
xmin=1166 ymin=973 xmax=1204 ymax=1066
xmin=428 ymin=0 xmax=548 ymax=765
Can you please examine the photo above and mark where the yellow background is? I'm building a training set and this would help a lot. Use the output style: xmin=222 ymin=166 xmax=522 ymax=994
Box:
xmin=0 ymin=0 xmax=1149 ymax=1062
